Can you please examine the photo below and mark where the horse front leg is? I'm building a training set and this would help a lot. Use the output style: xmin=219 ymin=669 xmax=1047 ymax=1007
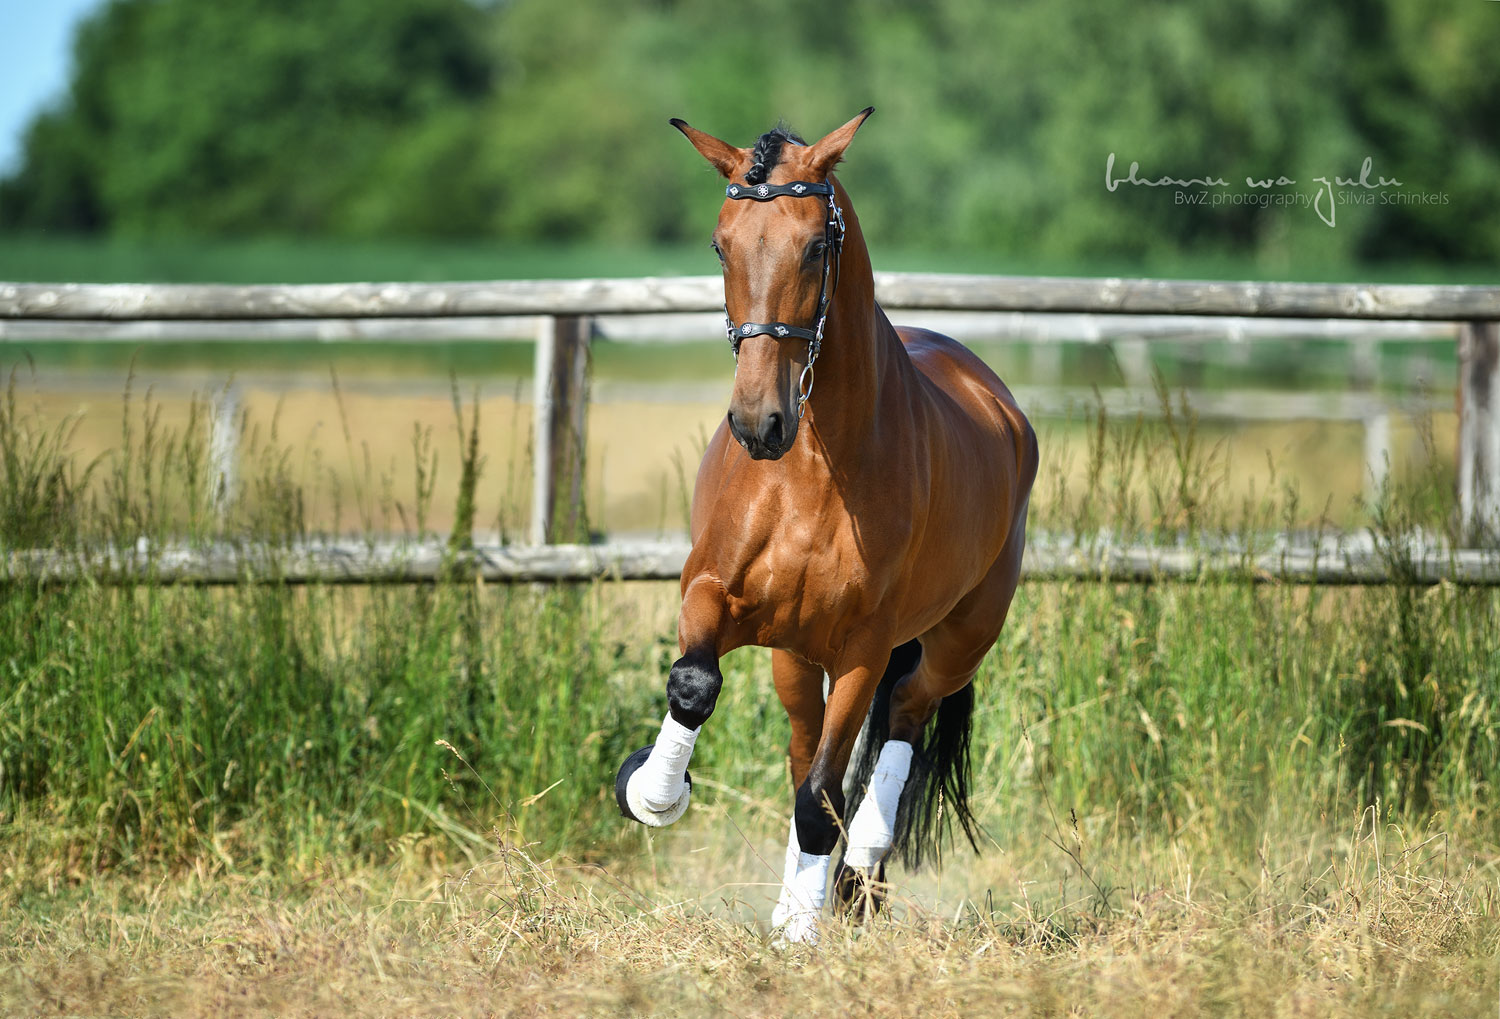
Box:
xmin=771 ymin=643 xmax=885 ymax=944
xmin=615 ymin=578 xmax=727 ymax=828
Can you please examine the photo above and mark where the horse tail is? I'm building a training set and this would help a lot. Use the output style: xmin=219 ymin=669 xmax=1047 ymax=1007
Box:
xmin=845 ymin=639 xmax=981 ymax=870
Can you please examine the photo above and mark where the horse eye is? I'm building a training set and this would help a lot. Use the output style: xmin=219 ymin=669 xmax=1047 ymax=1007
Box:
xmin=805 ymin=241 xmax=827 ymax=262
xmin=710 ymin=241 xmax=725 ymax=264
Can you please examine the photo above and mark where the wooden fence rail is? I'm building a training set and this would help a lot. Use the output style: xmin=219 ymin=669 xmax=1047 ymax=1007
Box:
xmin=3 ymin=272 xmax=1498 ymax=536
xmin=6 ymin=539 xmax=1499 ymax=587
xmin=4 ymin=274 xmax=1499 ymax=320
xmin=0 ymin=310 xmax=1459 ymax=344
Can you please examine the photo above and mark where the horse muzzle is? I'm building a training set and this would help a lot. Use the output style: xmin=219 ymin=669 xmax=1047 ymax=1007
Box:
xmin=728 ymin=407 xmax=796 ymax=460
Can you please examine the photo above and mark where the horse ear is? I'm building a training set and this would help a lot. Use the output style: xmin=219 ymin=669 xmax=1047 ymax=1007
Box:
xmin=670 ymin=119 xmax=747 ymax=179
xmin=806 ymin=107 xmax=874 ymax=178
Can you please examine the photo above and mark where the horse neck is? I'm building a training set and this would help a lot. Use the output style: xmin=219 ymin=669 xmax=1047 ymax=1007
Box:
xmin=800 ymin=185 xmax=905 ymax=457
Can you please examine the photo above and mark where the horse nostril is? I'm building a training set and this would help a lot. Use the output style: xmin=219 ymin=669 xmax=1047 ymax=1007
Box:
xmin=728 ymin=410 xmax=754 ymax=450
xmin=761 ymin=412 xmax=783 ymax=450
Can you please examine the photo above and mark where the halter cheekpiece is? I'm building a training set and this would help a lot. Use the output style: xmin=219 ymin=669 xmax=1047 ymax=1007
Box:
xmin=722 ymin=179 xmax=846 ymax=418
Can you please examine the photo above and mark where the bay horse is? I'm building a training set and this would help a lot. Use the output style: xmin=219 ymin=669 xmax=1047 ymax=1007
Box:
xmin=615 ymin=109 xmax=1038 ymax=944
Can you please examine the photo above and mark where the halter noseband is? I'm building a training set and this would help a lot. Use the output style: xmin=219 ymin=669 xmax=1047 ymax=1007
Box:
xmin=722 ymin=179 xmax=846 ymax=419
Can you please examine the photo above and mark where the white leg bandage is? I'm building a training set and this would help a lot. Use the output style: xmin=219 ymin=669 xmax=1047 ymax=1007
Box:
xmin=773 ymin=817 xmax=801 ymax=915
xmin=771 ymin=819 xmax=830 ymax=945
xmin=842 ymin=740 xmax=913 ymax=869
xmin=624 ymin=713 xmax=698 ymax=826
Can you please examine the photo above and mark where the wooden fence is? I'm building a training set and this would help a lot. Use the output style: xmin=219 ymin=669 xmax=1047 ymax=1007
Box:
xmin=7 ymin=538 xmax=1499 ymax=587
xmin=3 ymin=272 xmax=1498 ymax=553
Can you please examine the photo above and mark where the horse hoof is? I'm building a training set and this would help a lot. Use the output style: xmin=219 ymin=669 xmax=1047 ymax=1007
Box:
xmin=614 ymin=745 xmax=692 ymax=827
xmin=834 ymin=859 xmax=886 ymax=921
xmin=771 ymin=911 xmax=821 ymax=947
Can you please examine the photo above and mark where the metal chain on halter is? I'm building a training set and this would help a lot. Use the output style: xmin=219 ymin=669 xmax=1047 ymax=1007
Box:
xmin=721 ymin=182 xmax=845 ymax=419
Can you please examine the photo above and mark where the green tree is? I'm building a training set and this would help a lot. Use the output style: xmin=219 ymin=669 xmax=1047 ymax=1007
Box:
xmin=2 ymin=0 xmax=1495 ymax=268
xmin=1 ymin=0 xmax=492 ymax=237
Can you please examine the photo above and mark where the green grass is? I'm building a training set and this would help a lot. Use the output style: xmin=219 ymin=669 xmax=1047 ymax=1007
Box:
xmin=1 ymin=377 xmax=1498 ymax=887
xmin=5 ymin=561 xmax=1497 ymax=880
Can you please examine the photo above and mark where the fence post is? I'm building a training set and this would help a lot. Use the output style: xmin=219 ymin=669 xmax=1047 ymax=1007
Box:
xmin=1111 ymin=338 xmax=1153 ymax=386
xmin=1363 ymin=410 xmax=1390 ymax=503
xmin=210 ymin=382 xmax=240 ymax=522
xmin=1458 ymin=320 xmax=1500 ymax=538
xmin=531 ymin=315 xmax=592 ymax=544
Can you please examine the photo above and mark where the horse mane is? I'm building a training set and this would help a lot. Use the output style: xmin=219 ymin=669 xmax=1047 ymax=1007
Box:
xmin=744 ymin=122 xmax=805 ymax=185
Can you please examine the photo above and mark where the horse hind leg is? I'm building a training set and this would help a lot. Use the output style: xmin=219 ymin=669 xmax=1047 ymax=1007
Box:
xmin=835 ymin=731 xmax=917 ymax=917
xmin=838 ymin=527 xmax=1027 ymax=900
xmin=892 ymin=528 xmax=1027 ymax=863
xmin=833 ymin=639 xmax=922 ymax=917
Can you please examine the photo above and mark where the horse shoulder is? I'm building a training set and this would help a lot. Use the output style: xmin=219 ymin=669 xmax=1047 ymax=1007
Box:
xmin=688 ymin=418 xmax=734 ymax=543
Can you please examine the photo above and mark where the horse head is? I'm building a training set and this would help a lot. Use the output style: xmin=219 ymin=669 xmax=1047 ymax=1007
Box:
xmin=672 ymin=109 xmax=874 ymax=460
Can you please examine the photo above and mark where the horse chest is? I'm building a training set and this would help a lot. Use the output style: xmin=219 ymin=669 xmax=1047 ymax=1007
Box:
xmin=711 ymin=504 xmax=872 ymax=643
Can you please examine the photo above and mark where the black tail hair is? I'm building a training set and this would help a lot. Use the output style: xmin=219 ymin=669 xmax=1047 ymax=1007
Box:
xmin=844 ymin=639 xmax=981 ymax=870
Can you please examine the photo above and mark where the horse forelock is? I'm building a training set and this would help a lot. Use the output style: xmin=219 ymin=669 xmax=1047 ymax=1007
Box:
xmin=744 ymin=122 xmax=806 ymax=185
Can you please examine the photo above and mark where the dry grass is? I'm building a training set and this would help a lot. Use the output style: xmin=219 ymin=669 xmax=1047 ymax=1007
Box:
xmin=8 ymin=377 xmax=1460 ymax=537
xmin=11 ymin=383 xmax=726 ymax=537
xmin=5 ymin=808 xmax=1496 ymax=1018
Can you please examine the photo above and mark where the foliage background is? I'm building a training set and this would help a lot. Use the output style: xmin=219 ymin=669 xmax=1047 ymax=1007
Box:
xmin=2 ymin=0 xmax=1497 ymax=275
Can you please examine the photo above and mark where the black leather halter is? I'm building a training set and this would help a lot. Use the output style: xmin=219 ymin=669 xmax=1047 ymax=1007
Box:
xmin=722 ymin=179 xmax=846 ymax=368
